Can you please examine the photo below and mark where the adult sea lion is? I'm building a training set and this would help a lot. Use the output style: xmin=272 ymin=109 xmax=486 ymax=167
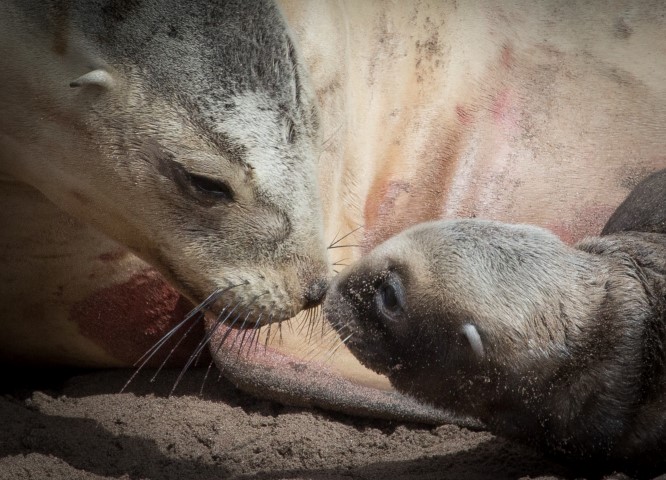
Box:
xmin=323 ymin=172 xmax=666 ymax=468
xmin=2 ymin=0 xmax=666 ymax=423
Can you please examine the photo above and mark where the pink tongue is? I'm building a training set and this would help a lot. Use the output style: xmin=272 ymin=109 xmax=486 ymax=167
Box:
xmin=206 ymin=322 xmax=479 ymax=426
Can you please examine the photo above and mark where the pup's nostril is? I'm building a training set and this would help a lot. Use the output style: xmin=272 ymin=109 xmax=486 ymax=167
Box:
xmin=303 ymin=278 xmax=328 ymax=309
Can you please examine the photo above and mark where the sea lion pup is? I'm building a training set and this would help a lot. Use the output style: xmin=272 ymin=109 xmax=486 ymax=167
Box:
xmin=324 ymin=219 xmax=666 ymax=469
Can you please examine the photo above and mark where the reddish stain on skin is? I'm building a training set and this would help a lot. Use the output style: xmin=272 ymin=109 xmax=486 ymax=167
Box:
xmin=71 ymin=269 xmax=207 ymax=366
xmin=455 ymin=104 xmax=474 ymax=125
xmin=500 ymin=43 xmax=515 ymax=70
xmin=363 ymin=122 xmax=463 ymax=250
xmin=375 ymin=180 xmax=411 ymax=220
xmin=490 ymin=89 xmax=513 ymax=125
xmin=363 ymin=179 xmax=411 ymax=250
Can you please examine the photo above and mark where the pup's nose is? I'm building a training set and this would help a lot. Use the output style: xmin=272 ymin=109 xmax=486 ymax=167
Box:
xmin=303 ymin=278 xmax=328 ymax=309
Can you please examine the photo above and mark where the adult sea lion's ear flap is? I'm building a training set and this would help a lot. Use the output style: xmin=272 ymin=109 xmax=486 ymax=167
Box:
xmin=69 ymin=69 xmax=115 ymax=89
xmin=462 ymin=323 xmax=484 ymax=359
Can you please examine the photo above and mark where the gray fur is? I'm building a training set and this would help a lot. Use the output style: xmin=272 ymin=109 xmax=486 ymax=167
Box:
xmin=603 ymin=168 xmax=666 ymax=235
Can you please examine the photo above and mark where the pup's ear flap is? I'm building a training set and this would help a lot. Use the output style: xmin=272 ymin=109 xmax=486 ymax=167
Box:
xmin=461 ymin=323 xmax=484 ymax=359
xmin=70 ymin=69 xmax=115 ymax=89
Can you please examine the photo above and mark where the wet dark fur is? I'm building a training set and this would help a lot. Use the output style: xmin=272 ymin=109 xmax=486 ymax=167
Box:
xmin=325 ymin=169 xmax=666 ymax=474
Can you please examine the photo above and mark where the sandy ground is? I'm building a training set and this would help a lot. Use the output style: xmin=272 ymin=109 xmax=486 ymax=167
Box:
xmin=0 ymin=368 xmax=656 ymax=480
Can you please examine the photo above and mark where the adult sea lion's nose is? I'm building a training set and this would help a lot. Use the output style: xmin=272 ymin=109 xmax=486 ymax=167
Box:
xmin=303 ymin=278 xmax=328 ymax=308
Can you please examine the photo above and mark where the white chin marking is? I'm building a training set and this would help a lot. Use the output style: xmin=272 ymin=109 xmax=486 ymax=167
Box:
xmin=462 ymin=323 xmax=484 ymax=359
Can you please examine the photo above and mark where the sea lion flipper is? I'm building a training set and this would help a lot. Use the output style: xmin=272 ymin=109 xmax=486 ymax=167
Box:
xmin=602 ymin=169 xmax=666 ymax=235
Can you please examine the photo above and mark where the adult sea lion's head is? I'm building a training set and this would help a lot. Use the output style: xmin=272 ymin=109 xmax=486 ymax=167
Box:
xmin=8 ymin=0 xmax=330 ymax=326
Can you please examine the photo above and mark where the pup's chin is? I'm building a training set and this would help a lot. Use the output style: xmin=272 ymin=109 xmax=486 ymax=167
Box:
xmin=341 ymin=331 xmax=396 ymax=378
xmin=324 ymin=292 xmax=398 ymax=378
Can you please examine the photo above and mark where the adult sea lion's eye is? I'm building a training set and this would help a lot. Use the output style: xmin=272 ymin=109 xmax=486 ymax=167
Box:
xmin=188 ymin=172 xmax=234 ymax=201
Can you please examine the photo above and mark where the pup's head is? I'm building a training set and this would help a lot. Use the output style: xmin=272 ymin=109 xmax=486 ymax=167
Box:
xmin=324 ymin=220 xmax=604 ymax=412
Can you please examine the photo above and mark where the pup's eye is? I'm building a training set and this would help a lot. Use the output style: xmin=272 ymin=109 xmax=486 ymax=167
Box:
xmin=188 ymin=173 xmax=234 ymax=201
xmin=375 ymin=273 xmax=405 ymax=320
xmin=379 ymin=282 xmax=399 ymax=311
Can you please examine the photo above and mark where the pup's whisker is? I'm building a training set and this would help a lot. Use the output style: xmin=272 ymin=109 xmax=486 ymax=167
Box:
xmin=322 ymin=332 xmax=353 ymax=364
xmin=328 ymin=224 xmax=364 ymax=249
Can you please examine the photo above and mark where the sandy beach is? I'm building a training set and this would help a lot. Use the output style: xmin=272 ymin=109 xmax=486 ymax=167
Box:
xmin=1 ymin=367 xmax=644 ymax=480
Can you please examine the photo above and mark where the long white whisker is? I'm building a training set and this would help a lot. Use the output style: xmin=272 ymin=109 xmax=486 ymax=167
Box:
xmin=149 ymin=311 xmax=207 ymax=383
xmin=168 ymin=300 xmax=243 ymax=397
xmin=322 ymin=333 xmax=353 ymax=364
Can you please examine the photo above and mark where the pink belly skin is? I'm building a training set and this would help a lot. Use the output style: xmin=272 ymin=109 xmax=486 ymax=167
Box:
xmin=355 ymin=42 xmax=666 ymax=250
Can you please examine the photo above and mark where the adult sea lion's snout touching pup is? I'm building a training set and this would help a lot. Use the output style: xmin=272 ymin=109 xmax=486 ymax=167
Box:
xmin=324 ymin=195 xmax=666 ymax=467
